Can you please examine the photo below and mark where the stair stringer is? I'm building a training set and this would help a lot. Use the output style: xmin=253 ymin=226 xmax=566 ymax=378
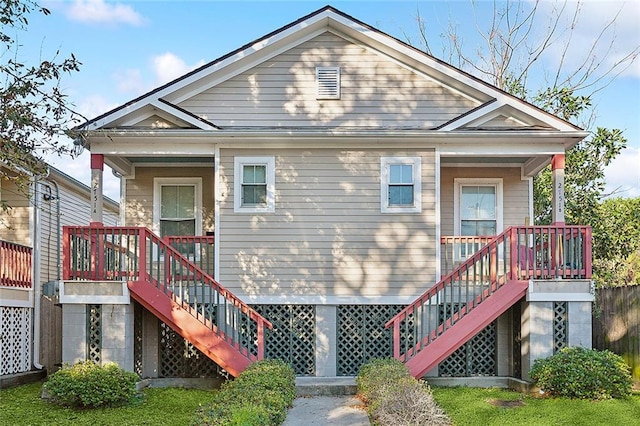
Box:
xmin=128 ymin=280 xmax=251 ymax=378
xmin=406 ymin=279 xmax=529 ymax=378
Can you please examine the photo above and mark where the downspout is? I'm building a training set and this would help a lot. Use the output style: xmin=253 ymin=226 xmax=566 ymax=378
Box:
xmin=31 ymin=177 xmax=45 ymax=370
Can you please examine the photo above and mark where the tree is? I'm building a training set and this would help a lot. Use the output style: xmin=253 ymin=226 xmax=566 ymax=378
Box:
xmin=1 ymin=0 xmax=81 ymax=207
xmin=591 ymin=197 xmax=640 ymax=287
xmin=410 ymin=1 xmax=636 ymax=222
xmin=410 ymin=0 xmax=638 ymax=286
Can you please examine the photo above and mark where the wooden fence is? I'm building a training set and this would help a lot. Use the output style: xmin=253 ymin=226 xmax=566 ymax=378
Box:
xmin=593 ymin=285 xmax=640 ymax=387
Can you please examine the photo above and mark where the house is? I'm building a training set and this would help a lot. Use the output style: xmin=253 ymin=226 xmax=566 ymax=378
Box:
xmin=0 ymin=163 xmax=118 ymax=384
xmin=61 ymin=6 xmax=593 ymax=382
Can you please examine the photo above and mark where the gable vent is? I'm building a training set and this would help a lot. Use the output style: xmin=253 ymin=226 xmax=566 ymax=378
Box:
xmin=316 ymin=67 xmax=340 ymax=99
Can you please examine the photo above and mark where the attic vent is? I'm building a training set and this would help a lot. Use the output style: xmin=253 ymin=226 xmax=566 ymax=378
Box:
xmin=316 ymin=67 xmax=340 ymax=99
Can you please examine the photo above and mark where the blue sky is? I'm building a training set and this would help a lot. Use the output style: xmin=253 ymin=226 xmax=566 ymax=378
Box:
xmin=16 ymin=0 xmax=640 ymax=199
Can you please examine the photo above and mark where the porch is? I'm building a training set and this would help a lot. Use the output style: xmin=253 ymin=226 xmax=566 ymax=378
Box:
xmin=59 ymin=223 xmax=592 ymax=379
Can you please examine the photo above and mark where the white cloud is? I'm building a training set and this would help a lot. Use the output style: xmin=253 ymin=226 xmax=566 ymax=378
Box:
xmin=66 ymin=0 xmax=146 ymax=26
xmin=76 ymin=94 xmax=119 ymax=121
xmin=114 ymin=68 xmax=145 ymax=95
xmin=604 ymin=146 xmax=640 ymax=198
xmin=151 ymin=52 xmax=206 ymax=85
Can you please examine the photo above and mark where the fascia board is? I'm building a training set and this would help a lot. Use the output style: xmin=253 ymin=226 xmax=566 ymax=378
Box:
xmin=149 ymin=100 xmax=217 ymax=130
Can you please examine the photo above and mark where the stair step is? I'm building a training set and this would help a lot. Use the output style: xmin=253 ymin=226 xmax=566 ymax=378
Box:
xmin=295 ymin=377 xmax=357 ymax=397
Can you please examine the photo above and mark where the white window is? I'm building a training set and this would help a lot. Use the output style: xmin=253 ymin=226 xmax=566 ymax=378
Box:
xmin=454 ymin=178 xmax=503 ymax=237
xmin=153 ymin=178 xmax=202 ymax=237
xmin=316 ymin=67 xmax=340 ymax=99
xmin=234 ymin=156 xmax=275 ymax=213
xmin=381 ymin=157 xmax=422 ymax=213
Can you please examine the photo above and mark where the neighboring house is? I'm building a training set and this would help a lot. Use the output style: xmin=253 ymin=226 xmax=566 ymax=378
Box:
xmin=0 ymin=163 xmax=118 ymax=382
xmin=61 ymin=6 xmax=593 ymax=381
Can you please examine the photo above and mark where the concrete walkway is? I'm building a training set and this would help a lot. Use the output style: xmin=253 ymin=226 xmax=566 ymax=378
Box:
xmin=282 ymin=395 xmax=370 ymax=426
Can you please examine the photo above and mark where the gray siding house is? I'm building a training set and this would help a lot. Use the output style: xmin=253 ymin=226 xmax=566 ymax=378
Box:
xmin=60 ymin=6 xmax=593 ymax=381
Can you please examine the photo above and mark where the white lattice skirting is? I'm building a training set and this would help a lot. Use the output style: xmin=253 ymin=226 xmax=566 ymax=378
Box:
xmin=1 ymin=306 xmax=32 ymax=375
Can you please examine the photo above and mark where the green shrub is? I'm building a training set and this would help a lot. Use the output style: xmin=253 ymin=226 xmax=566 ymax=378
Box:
xmin=530 ymin=346 xmax=632 ymax=399
xmin=43 ymin=360 xmax=138 ymax=408
xmin=193 ymin=359 xmax=295 ymax=426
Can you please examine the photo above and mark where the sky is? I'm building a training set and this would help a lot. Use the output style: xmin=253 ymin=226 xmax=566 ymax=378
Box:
xmin=11 ymin=0 xmax=640 ymax=200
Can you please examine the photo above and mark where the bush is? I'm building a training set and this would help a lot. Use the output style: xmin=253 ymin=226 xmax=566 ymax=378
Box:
xmin=357 ymin=358 xmax=451 ymax=426
xmin=356 ymin=357 xmax=411 ymax=404
xmin=43 ymin=360 xmax=138 ymax=408
xmin=530 ymin=346 xmax=632 ymax=399
xmin=193 ymin=359 xmax=295 ymax=426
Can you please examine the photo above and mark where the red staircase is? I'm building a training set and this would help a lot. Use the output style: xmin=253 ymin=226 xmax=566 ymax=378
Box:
xmin=62 ymin=226 xmax=271 ymax=377
xmin=386 ymin=225 xmax=592 ymax=378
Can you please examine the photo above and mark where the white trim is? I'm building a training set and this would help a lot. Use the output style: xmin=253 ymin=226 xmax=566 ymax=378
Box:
xmin=526 ymin=292 xmax=595 ymax=302
xmin=149 ymin=100 xmax=218 ymax=130
xmin=233 ymin=156 xmax=276 ymax=213
xmin=380 ymin=156 xmax=422 ymax=214
xmin=59 ymin=280 xmax=130 ymax=304
xmin=152 ymin=177 xmax=203 ymax=236
xmin=214 ymin=146 xmax=220 ymax=280
xmin=454 ymin=178 xmax=503 ymax=235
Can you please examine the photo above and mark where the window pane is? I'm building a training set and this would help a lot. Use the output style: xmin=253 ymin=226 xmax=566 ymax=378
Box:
xmin=461 ymin=220 xmax=496 ymax=236
xmin=243 ymin=185 xmax=267 ymax=205
xmin=461 ymin=186 xmax=496 ymax=220
xmin=161 ymin=186 xmax=178 ymax=218
xmin=161 ymin=185 xmax=195 ymax=219
xmin=389 ymin=164 xmax=413 ymax=184
xmin=160 ymin=219 xmax=195 ymax=237
xmin=389 ymin=185 xmax=414 ymax=206
xmin=243 ymin=165 xmax=266 ymax=184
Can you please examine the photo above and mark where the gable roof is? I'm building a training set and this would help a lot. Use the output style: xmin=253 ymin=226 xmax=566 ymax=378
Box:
xmin=79 ymin=5 xmax=583 ymax=135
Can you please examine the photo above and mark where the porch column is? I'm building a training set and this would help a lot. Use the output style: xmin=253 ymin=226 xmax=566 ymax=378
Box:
xmin=551 ymin=154 xmax=565 ymax=224
xmin=90 ymin=153 xmax=104 ymax=225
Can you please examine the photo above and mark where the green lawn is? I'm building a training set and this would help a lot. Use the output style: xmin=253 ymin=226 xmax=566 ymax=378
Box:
xmin=431 ymin=387 xmax=640 ymax=426
xmin=0 ymin=382 xmax=213 ymax=425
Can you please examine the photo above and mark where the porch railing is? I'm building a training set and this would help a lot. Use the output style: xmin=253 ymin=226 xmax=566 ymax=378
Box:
xmin=165 ymin=235 xmax=215 ymax=277
xmin=387 ymin=225 xmax=592 ymax=362
xmin=62 ymin=226 xmax=271 ymax=360
xmin=441 ymin=236 xmax=492 ymax=277
xmin=0 ymin=240 xmax=32 ymax=288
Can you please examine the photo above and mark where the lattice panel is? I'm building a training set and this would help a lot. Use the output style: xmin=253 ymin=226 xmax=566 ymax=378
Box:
xmin=86 ymin=304 xmax=102 ymax=364
xmin=439 ymin=303 xmax=497 ymax=377
xmin=0 ymin=306 xmax=32 ymax=375
xmin=336 ymin=305 xmax=407 ymax=376
xmin=553 ymin=302 xmax=568 ymax=353
xmin=253 ymin=305 xmax=316 ymax=376
xmin=159 ymin=322 xmax=223 ymax=378
xmin=133 ymin=302 xmax=143 ymax=377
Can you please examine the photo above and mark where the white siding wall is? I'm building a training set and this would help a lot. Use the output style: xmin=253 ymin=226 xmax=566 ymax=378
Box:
xmin=218 ymin=148 xmax=437 ymax=302
xmin=179 ymin=32 xmax=479 ymax=128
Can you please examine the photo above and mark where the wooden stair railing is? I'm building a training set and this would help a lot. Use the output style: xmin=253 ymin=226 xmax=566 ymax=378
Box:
xmin=62 ymin=226 xmax=272 ymax=377
xmin=386 ymin=225 xmax=592 ymax=378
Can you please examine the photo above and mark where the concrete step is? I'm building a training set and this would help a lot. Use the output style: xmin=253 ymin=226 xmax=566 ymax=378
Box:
xmin=295 ymin=377 xmax=357 ymax=397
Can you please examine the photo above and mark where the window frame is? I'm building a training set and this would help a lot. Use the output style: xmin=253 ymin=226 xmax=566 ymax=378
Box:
xmin=234 ymin=156 xmax=276 ymax=213
xmin=453 ymin=178 xmax=503 ymax=237
xmin=380 ymin=156 xmax=422 ymax=213
xmin=152 ymin=177 xmax=203 ymax=238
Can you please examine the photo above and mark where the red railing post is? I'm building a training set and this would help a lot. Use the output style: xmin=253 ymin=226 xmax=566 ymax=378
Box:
xmin=62 ymin=227 xmax=70 ymax=280
xmin=585 ymin=227 xmax=593 ymax=279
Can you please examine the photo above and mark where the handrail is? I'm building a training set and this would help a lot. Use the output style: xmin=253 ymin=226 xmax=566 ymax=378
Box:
xmin=386 ymin=225 xmax=591 ymax=363
xmin=0 ymin=240 xmax=33 ymax=288
xmin=63 ymin=226 xmax=272 ymax=360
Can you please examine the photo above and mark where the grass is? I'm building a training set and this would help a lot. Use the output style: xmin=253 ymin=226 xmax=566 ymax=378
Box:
xmin=0 ymin=382 xmax=213 ymax=425
xmin=431 ymin=386 xmax=640 ymax=426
